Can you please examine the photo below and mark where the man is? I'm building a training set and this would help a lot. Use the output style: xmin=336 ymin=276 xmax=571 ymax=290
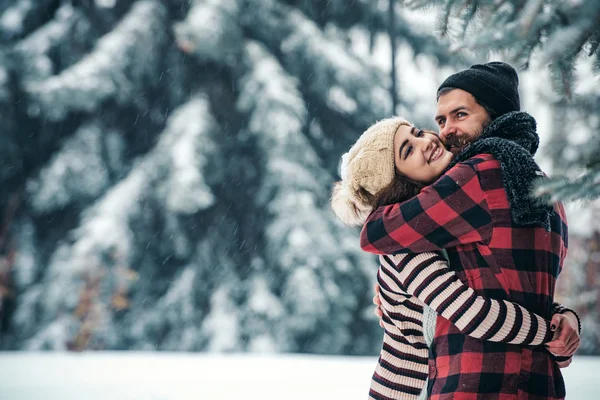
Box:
xmin=362 ymin=62 xmax=580 ymax=399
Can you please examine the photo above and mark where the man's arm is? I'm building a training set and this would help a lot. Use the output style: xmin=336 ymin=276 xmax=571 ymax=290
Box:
xmin=361 ymin=159 xmax=493 ymax=255
xmin=379 ymin=252 xmax=555 ymax=345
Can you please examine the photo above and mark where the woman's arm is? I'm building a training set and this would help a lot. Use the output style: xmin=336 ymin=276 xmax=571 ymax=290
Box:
xmin=370 ymin=294 xmax=430 ymax=400
xmin=545 ymin=302 xmax=582 ymax=366
xmin=379 ymin=252 xmax=554 ymax=346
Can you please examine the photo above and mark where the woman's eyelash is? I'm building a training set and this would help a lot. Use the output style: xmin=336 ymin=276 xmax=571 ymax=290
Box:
xmin=405 ymin=145 xmax=413 ymax=158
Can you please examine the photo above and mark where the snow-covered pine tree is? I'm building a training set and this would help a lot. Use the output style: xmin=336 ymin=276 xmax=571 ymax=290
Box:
xmin=0 ymin=0 xmax=458 ymax=353
xmin=404 ymin=0 xmax=600 ymax=201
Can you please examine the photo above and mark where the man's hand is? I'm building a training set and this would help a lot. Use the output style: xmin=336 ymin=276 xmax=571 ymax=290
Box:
xmin=545 ymin=311 xmax=581 ymax=365
xmin=373 ymin=284 xmax=384 ymax=328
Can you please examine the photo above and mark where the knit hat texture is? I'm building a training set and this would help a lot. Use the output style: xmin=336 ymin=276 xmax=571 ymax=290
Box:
xmin=437 ymin=61 xmax=520 ymax=118
xmin=331 ymin=117 xmax=412 ymax=226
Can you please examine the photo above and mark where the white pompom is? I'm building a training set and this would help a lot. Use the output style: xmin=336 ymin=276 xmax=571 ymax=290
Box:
xmin=340 ymin=152 xmax=350 ymax=181
xmin=330 ymin=181 xmax=371 ymax=226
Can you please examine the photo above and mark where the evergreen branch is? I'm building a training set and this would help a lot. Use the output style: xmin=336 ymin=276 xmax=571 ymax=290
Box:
xmin=287 ymin=0 xmax=383 ymax=29
xmin=548 ymin=57 xmax=576 ymax=99
xmin=587 ymin=30 xmax=600 ymax=56
xmin=24 ymin=0 xmax=170 ymax=121
xmin=0 ymin=0 xmax=61 ymax=42
xmin=459 ymin=1 xmax=478 ymax=38
xmin=70 ymin=0 xmax=137 ymax=33
xmin=519 ymin=0 xmax=544 ymax=37
xmin=28 ymin=94 xmax=218 ymax=349
xmin=412 ymin=0 xmax=600 ymax=91
xmin=236 ymin=39 xmax=374 ymax=353
xmin=173 ymin=0 xmax=243 ymax=66
xmin=291 ymin=0 xmax=467 ymax=65
xmin=534 ymin=168 xmax=600 ymax=203
xmin=240 ymin=0 xmax=390 ymax=129
xmin=14 ymin=4 xmax=82 ymax=67
xmin=25 ymin=121 xmax=110 ymax=214
xmin=437 ymin=0 xmax=457 ymax=38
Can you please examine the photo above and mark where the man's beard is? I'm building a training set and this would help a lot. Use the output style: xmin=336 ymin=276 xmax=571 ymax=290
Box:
xmin=444 ymin=134 xmax=473 ymax=155
xmin=443 ymin=120 xmax=490 ymax=155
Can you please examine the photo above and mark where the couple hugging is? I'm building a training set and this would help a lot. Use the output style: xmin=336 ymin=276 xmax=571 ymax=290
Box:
xmin=331 ymin=62 xmax=581 ymax=400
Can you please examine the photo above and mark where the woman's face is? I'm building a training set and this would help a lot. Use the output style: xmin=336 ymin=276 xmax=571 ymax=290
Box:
xmin=393 ymin=125 xmax=453 ymax=184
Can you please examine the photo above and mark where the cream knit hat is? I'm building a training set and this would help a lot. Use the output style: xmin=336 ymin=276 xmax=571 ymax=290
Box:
xmin=331 ymin=116 xmax=412 ymax=226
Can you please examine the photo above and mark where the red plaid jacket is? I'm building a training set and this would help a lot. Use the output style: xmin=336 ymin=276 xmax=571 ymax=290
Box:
xmin=361 ymin=154 xmax=568 ymax=400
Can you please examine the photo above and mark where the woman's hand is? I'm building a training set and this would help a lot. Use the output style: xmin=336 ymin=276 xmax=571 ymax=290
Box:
xmin=373 ymin=284 xmax=384 ymax=328
xmin=545 ymin=312 xmax=581 ymax=365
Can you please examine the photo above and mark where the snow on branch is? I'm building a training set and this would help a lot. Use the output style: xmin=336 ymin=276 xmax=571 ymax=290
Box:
xmin=32 ymin=95 xmax=218 ymax=346
xmin=26 ymin=121 xmax=111 ymax=214
xmin=156 ymin=96 xmax=217 ymax=215
xmin=0 ymin=0 xmax=59 ymax=41
xmin=236 ymin=40 xmax=373 ymax=352
xmin=290 ymin=0 xmax=463 ymax=65
xmin=419 ymin=0 xmax=600 ymax=74
xmin=173 ymin=0 xmax=243 ymax=66
xmin=129 ymin=265 xmax=201 ymax=351
xmin=240 ymin=0 xmax=390 ymax=128
xmin=13 ymin=4 xmax=83 ymax=81
xmin=24 ymin=0 xmax=170 ymax=120
xmin=238 ymin=40 xmax=345 ymax=268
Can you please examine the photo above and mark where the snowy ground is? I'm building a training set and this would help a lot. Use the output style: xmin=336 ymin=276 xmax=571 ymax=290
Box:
xmin=0 ymin=353 xmax=598 ymax=400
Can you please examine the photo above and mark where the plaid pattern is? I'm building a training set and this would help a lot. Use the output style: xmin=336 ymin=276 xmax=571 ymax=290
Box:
xmin=361 ymin=154 xmax=568 ymax=399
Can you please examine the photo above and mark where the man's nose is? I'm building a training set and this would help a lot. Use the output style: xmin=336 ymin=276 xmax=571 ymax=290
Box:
xmin=439 ymin=123 xmax=456 ymax=143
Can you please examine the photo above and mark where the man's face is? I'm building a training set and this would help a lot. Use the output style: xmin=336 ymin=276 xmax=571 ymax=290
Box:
xmin=435 ymin=89 xmax=491 ymax=155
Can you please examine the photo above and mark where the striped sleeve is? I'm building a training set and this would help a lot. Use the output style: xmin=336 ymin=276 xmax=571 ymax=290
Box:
xmin=370 ymin=296 xmax=429 ymax=400
xmin=380 ymin=253 xmax=554 ymax=346
xmin=552 ymin=302 xmax=581 ymax=334
xmin=548 ymin=302 xmax=580 ymax=363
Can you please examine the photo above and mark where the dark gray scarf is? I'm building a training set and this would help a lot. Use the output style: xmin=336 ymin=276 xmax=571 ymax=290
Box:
xmin=446 ymin=111 xmax=553 ymax=227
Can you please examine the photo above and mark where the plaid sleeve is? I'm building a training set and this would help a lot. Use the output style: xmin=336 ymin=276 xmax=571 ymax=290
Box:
xmin=381 ymin=253 xmax=554 ymax=345
xmin=360 ymin=160 xmax=493 ymax=255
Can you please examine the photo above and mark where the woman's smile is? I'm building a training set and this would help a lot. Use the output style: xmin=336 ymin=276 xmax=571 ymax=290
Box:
xmin=428 ymin=146 xmax=443 ymax=163
xmin=393 ymin=124 xmax=453 ymax=184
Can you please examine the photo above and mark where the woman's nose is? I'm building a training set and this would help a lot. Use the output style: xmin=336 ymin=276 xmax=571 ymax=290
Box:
xmin=417 ymin=136 xmax=434 ymax=151
xmin=418 ymin=137 xmax=433 ymax=149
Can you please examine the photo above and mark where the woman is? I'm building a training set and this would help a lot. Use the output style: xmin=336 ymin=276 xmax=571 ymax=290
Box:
xmin=330 ymin=117 xmax=577 ymax=400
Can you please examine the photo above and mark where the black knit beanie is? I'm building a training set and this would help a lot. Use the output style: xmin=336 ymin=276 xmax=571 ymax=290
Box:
xmin=437 ymin=62 xmax=520 ymax=118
